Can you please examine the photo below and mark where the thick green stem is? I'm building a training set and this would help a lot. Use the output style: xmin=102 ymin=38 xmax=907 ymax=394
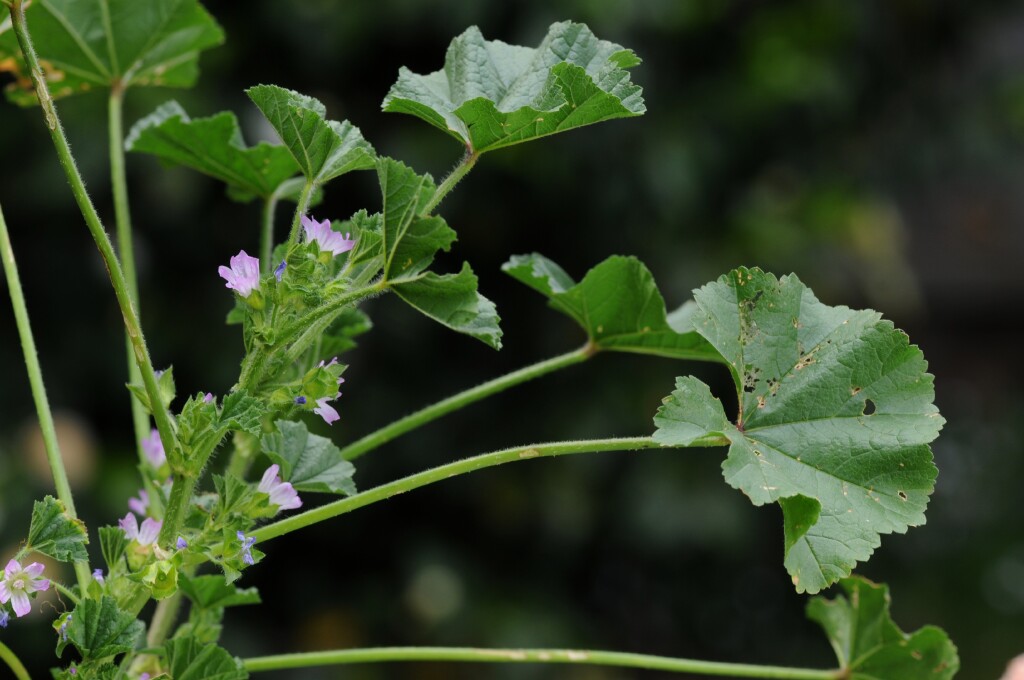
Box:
xmin=10 ymin=1 xmax=179 ymax=473
xmin=420 ymin=149 xmax=478 ymax=216
xmin=109 ymin=84 xmax=153 ymax=474
xmin=0 ymin=201 xmax=91 ymax=590
xmin=242 ymin=647 xmax=842 ymax=679
xmin=158 ymin=474 xmax=195 ymax=545
xmin=259 ymin=193 xmax=280 ymax=275
xmin=147 ymin=591 xmax=183 ymax=647
xmin=253 ymin=435 xmax=726 ymax=542
xmin=340 ymin=344 xmax=594 ymax=461
xmin=285 ymin=178 xmax=315 ymax=246
xmin=0 ymin=641 xmax=31 ymax=680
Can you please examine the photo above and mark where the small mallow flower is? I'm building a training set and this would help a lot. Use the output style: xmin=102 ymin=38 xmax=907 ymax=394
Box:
xmin=142 ymin=429 xmax=166 ymax=467
xmin=59 ymin=614 xmax=71 ymax=641
xmin=313 ymin=397 xmax=340 ymax=425
xmin=218 ymin=250 xmax=261 ymax=297
xmin=258 ymin=465 xmax=302 ymax=511
xmin=119 ymin=513 xmax=162 ymax=546
xmin=274 ymin=260 xmax=286 ymax=282
xmin=0 ymin=608 xmax=9 ymax=628
xmin=237 ymin=531 xmax=256 ymax=566
xmin=176 ymin=537 xmax=188 ymax=550
xmin=203 ymin=392 xmax=214 ymax=404
xmin=0 ymin=559 xmax=50 ymax=617
xmin=128 ymin=489 xmax=150 ymax=516
xmin=92 ymin=569 xmax=104 ymax=585
xmin=294 ymin=396 xmax=307 ymax=405
xmin=301 ymin=215 xmax=355 ymax=256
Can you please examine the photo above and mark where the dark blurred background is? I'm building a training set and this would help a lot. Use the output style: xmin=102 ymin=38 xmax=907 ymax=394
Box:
xmin=1 ymin=1 xmax=1023 ymax=678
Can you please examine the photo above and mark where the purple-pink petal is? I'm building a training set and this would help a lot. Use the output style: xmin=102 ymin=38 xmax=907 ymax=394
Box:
xmin=10 ymin=590 xmax=30 ymax=617
xmin=119 ymin=513 xmax=139 ymax=540
xmin=142 ymin=429 xmax=166 ymax=467
xmin=4 ymin=559 xmax=19 ymax=579
xmin=302 ymin=215 xmax=356 ymax=256
xmin=219 ymin=250 xmax=261 ymax=297
xmin=128 ymin=489 xmax=150 ymax=516
xmin=138 ymin=518 xmax=162 ymax=546
xmin=23 ymin=563 xmax=44 ymax=579
xmin=313 ymin=398 xmax=340 ymax=425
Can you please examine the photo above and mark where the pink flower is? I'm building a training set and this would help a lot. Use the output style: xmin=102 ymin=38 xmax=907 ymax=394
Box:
xmin=313 ymin=397 xmax=340 ymax=425
xmin=119 ymin=513 xmax=161 ymax=546
xmin=301 ymin=215 xmax=355 ymax=256
xmin=128 ymin=489 xmax=150 ymax=516
xmin=142 ymin=429 xmax=166 ymax=467
xmin=0 ymin=559 xmax=50 ymax=617
xmin=258 ymin=465 xmax=302 ymax=511
xmin=218 ymin=250 xmax=261 ymax=297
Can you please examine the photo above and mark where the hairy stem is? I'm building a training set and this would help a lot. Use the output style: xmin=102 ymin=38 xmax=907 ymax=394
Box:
xmin=0 ymin=201 xmax=91 ymax=589
xmin=0 ymin=641 xmax=30 ymax=680
xmin=286 ymin=178 xmax=314 ymax=247
xmin=260 ymin=193 xmax=280 ymax=275
xmin=147 ymin=591 xmax=183 ymax=648
xmin=242 ymin=647 xmax=842 ymax=679
xmin=109 ymin=84 xmax=154 ymax=478
xmin=340 ymin=344 xmax=594 ymax=460
xmin=10 ymin=1 xmax=179 ymax=473
xmin=253 ymin=435 xmax=726 ymax=542
xmin=420 ymin=149 xmax=478 ymax=216
xmin=158 ymin=473 xmax=195 ymax=545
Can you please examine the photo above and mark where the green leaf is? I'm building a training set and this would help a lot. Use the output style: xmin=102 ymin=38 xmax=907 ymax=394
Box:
xmin=246 ymin=84 xmax=376 ymax=184
xmin=213 ymin=474 xmax=253 ymax=517
xmin=383 ymin=21 xmax=645 ymax=153
xmin=98 ymin=525 xmax=128 ymax=571
xmin=126 ymin=101 xmax=300 ymax=202
xmin=0 ymin=0 xmax=223 ymax=105
xmin=504 ymin=253 xmax=720 ymax=361
xmin=652 ymin=377 xmax=730 ymax=446
xmin=164 ymin=635 xmax=248 ymax=680
xmin=653 ymin=268 xmax=944 ymax=593
xmin=179 ymin=574 xmax=260 ymax=609
xmin=393 ymin=263 xmax=502 ymax=350
xmin=261 ymin=420 xmax=356 ymax=495
xmin=57 ymin=596 xmax=144 ymax=660
xmin=808 ymin=576 xmax=959 ymax=679
xmin=319 ymin=307 xmax=373 ymax=357
xmin=218 ymin=390 xmax=265 ymax=438
xmin=126 ymin=365 xmax=176 ymax=414
xmin=375 ymin=157 xmax=452 ymax=281
xmin=26 ymin=496 xmax=88 ymax=562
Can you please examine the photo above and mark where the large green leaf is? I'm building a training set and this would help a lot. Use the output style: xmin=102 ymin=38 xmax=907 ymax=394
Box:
xmin=383 ymin=21 xmax=645 ymax=153
xmin=26 ymin=495 xmax=88 ymax=562
xmin=246 ymin=85 xmax=376 ymax=185
xmin=808 ymin=576 xmax=959 ymax=679
xmin=125 ymin=101 xmax=301 ymax=202
xmin=0 ymin=0 xmax=223 ymax=105
xmin=57 ymin=596 xmax=144 ymax=660
xmin=503 ymin=253 xmax=719 ymax=361
xmin=653 ymin=268 xmax=943 ymax=593
xmin=164 ymin=636 xmax=248 ymax=680
xmin=261 ymin=420 xmax=356 ymax=495
xmin=393 ymin=263 xmax=502 ymax=350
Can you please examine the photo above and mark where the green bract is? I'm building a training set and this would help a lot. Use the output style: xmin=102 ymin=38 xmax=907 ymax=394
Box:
xmin=809 ymin=576 xmax=959 ymax=679
xmin=503 ymin=253 xmax=719 ymax=361
xmin=126 ymin=101 xmax=302 ymax=202
xmin=0 ymin=0 xmax=223 ymax=104
xmin=653 ymin=268 xmax=943 ymax=594
xmin=383 ymin=21 xmax=645 ymax=153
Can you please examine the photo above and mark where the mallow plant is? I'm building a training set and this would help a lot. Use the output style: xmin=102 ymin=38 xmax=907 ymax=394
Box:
xmin=0 ymin=2 xmax=958 ymax=678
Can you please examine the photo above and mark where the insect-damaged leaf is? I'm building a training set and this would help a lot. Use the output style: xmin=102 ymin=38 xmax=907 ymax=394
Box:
xmin=653 ymin=268 xmax=943 ymax=593
xmin=383 ymin=21 xmax=644 ymax=153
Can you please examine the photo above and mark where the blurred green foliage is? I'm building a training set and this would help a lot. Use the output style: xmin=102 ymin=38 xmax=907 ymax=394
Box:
xmin=1 ymin=0 xmax=1023 ymax=677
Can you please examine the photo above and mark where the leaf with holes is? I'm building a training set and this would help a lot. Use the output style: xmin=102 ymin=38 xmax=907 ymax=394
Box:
xmin=503 ymin=253 xmax=719 ymax=361
xmin=26 ymin=496 xmax=88 ymax=562
xmin=0 ymin=0 xmax=223 ymax=105
xmin=383 ymin=21 xmax=644 ymax=153
xmin=808 ymin=576 xmax=959 ymax=679
xmin=126 ymin=101 xmax=301 ymax=202
xmin=246 ymin=85 xmax=376 ymax=185
xmin=653 ymin=268 xmax=943 ymax=593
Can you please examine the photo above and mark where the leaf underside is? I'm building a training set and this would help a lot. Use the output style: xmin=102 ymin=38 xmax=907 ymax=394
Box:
xmin=653 ymin=267 xmax=943 ymax=593
xmin=808 ymin=576 xmax=959 ymax=679
xmin=0 ymin=0 xmax=224 ymax=105
xmin=383 ymin=21 xmax=645 ymax=153
xmin=503 ymin=252 xmax=717 ymax=361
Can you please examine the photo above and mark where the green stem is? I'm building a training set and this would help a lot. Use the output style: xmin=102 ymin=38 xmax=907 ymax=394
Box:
xmin=10 ymin=1 xmax=179 ymax=472
xmin=53 ymin=580 xmax=81 ymax=605
xmin=146 ymin=591 xmax=183 ymax=647
xmin=340 ymin=344 xmax=594 ymax=461
xmin=286 ymin=178 xmax=315 ymax=246
xmin=0 ymin=641 xmax=31 ymax=680
xmin=0 ymin=201 xmax=91 ymax=590
xmin=259 ymin=193 xmax=280 ymax=275
xmin=242 ymin=647 xmax=842 ymax=679
xmin=158 ymin=474 xmax=195 ymax=545
xmin=109 ymin=84 xmax=153 ymax=476
xmin=420 ymin=149 xmax=478 ymax=216
xmin=253 ymin=435 xmax=726 ymax=542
